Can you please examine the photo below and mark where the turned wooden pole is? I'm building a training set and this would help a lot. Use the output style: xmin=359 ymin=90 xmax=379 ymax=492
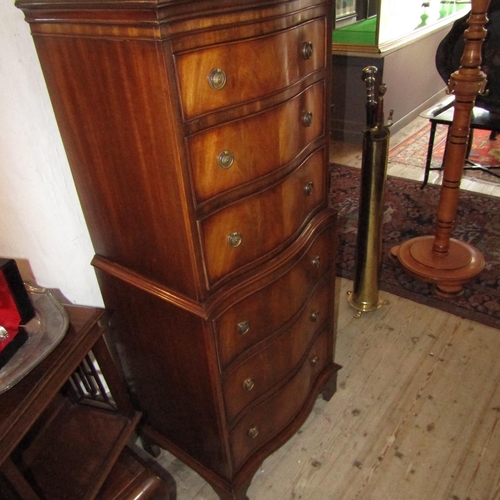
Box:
xmin=434 ymin=0 xmax=489 ymax=255
xmin=391 ymin=0 xmax=487 ymax=297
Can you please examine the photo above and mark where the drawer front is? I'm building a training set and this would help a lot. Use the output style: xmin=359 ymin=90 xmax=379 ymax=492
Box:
xmin=199 ymin=148 xmax=326 ymax=287
xmin=188 ymin=82 xmax=325 ymax=204
xmin=175 ymin=18 xmax=326 ymax=121
xmin=222 ymin=279 xmax=331 ymax=423
xmin=214 ymin=221 xmax=333 ymax=370
xmin=229 ymin=328 xmax=329 ymax=471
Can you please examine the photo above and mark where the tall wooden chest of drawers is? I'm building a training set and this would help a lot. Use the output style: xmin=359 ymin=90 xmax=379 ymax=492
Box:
xmin=16 ymin=0 xmax=340 ymax=498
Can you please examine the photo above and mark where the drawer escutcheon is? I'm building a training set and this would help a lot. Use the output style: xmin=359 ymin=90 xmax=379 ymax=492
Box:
xmin=310 ymin=356 xmax=320 ymax=367
xmin=208 ymin=68 xmax=227 ymax=90
xmin=243 ymin=378 xmax=255 ymax=392
xmin=237 ymin=320 xmax=250 ymax=335
xmin=247 ymin=427 xmax=259 ymax=439
xmin=304 ymin=181 xmax=314 ymax=196
xmin=218 ymin=150 xmax=234 ymax=169
xmin=301 ymin=110 xmax=313 ymax=127
xmin=311 ymin=256 xmax=321 ymax=269
xmin=228 ymin=231 xmax=243 ymax=248
xmin=301 ymin=41 xmax=314 ymax=60
xmin=310 ymin=310 xmax=319 ymax=322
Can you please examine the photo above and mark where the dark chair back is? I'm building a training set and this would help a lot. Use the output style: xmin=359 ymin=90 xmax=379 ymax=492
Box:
xmin=436 ymin=1 xmax=500 ymax=113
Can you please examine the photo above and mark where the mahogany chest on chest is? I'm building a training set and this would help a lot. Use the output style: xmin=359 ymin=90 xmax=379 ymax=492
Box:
xmin=15 ymin=0 xmax=340 ymax=497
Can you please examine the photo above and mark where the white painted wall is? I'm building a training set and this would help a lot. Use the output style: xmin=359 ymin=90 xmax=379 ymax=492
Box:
xmin=0 ymin=2 xmax=103 ymax=307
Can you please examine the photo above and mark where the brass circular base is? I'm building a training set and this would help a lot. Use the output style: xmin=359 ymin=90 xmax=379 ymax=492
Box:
xmin=347 ymin=291 xmax=386 ymax=317
xmin=391 ymin=236 xmax=485 ymax=297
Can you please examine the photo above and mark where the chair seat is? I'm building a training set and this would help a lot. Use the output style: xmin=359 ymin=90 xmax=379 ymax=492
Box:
xmin=421 ymin=95 xmax=500 ymax=130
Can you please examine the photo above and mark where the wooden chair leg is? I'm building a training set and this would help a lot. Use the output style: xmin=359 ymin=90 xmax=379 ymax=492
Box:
xmin=421 ymin=121 xmax=438 ymax=189
xmin=466 ymin=128 xmax=474 ymax=158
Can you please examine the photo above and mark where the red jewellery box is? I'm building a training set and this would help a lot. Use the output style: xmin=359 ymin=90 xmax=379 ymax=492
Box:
xmin=0 ymin=258 xmax=35 ymax=370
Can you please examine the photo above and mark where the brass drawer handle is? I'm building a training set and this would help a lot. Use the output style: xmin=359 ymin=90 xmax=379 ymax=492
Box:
xmin=228 ymin=231 xmax=243 ymax=248
xmin=247 ymin=426 xmax=259 ymax=439
xmin=218 ymin=150 xmax=234 ymax=169
xmin=237 ymin=320 xmax=250 ymax=335
xmin=301 ymin=41 xmax=313 ymax=60
xmin=310 ymin=356 xmax=320 ymax=367
xmin=310 ymin=310 xmax=319 ymax=322
xmin=208 ymin=68 xmax=227 ymax=90
xmin=301 ymin=110 xmax=313 ymax=127
xmin=311 ymin=256 xmax=321 ymax=269
xmin=304 ymin=181 xmax=314 ymax=196
xmin=243 ymin=378 xmax=255 ymax=392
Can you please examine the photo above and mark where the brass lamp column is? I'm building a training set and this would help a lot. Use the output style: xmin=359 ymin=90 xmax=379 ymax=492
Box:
xmin=348 ymin=66 xmax=392 ymax=316
xmin=391 ymin=0 xmax=487 ymax=297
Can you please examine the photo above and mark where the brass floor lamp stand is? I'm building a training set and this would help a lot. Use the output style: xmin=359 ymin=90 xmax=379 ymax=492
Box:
xmin=348 ymin=66 xmax=392 ymax=316
xmin=392 ymin=0 xmax=488 ymax=297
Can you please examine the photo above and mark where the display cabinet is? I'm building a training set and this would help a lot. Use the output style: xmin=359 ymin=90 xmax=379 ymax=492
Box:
xmin=333 ymin=0 xmax=471 ymax=53
xmin=331 ymin=1 xmax=474 ymax=140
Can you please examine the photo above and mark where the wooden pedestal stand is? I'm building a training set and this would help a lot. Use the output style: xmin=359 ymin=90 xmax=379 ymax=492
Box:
xmin=391 ymin=0 xmax=488 ymax=297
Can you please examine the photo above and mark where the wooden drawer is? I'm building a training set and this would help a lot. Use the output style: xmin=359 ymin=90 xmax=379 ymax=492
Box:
xmin=222 ymin=278 xmax=331 ymax=424
xmin=199 ymin=147 xmax=326 ymax=287
xmin=214 ymin=220 xmax=333 ymax=370
xmin=175 ymin=18 xmax=326 ymax=121
xmin=229 ymin=328 xmax=329 ymax=471
xmin=188 ymin=81 xmax=325 ymax=205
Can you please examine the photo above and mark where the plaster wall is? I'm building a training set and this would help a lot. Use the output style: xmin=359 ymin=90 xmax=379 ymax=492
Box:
xmin=0 ymin=3 xmax=103 ymax=307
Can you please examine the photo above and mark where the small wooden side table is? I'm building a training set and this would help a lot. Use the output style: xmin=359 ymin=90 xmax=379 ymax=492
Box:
xmin=0 ymin=304 xmax=175 ymax=500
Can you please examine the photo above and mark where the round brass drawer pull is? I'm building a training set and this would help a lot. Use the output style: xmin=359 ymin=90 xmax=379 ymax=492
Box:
xmin=310 ymin=310 xmax=319 ymax=322
xmin=301 ymin=41 xmax=313 ymax=60
xmin=312 ymin=256 xmax=321 ymax=269
xmin=310 ymin=356 xmax=320 ymax=367
xmin=228 ymin=231 xmax=243 ymax=248
xmin=304 ymin=181 xmax=314 ymax=196
xmin=237 ymin=320 xmax=250 ymax=335
xmin=208 ymin=68 xmax=227 ymax=90
xmin=218 ymin=150 xmax=234 ymax=169
xmin=243 ymin=378 xmax=255 ymax=392
xmin=247 ymin=426 xmax=259 ymax=439
xmin=301 ymin=110 xmax=313 ymax=127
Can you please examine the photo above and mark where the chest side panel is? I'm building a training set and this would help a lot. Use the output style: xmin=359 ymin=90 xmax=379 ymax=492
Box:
xmin=31 ymin=33 xmax=202 ymax=299
xmin=95 ymin=270 xmax=231 ymax=479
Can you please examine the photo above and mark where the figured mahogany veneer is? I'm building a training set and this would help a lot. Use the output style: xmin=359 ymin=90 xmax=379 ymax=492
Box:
xmin=215 ymin=221 xmax=334 ymax=370
xmin=188 ymin=82 xmax=326 ymax=206
xmin=15 ymin=1 xmax=339 ymax=498
xmin=222 ymin=278 xmax=331 ymax=423
xmin=200 ymin=148 xmax=327 ymax=287
xmin=175 ymin=17 xmax=327 ymax=120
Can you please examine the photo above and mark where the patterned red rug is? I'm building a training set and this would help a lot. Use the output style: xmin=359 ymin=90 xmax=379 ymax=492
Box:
xmin=389 ymin=123 xmax=500 ymax=185
xmin=330 ymin=163 xmax=500 ymax=330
